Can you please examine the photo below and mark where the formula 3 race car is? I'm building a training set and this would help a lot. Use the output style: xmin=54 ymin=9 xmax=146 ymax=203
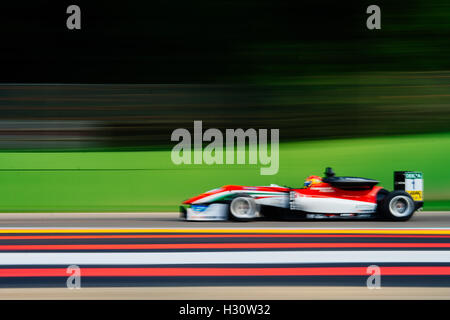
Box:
xmin=180 ymin=168 xmax=424 ymax=222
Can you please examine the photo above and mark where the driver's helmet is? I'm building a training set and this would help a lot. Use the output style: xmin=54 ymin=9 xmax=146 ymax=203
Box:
xmin=304 ymin=175 xmax=322 ymax=188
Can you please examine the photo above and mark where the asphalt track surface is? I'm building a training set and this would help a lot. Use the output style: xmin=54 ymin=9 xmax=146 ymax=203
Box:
xmin=1 ymin=211 xmax=450 ymax=299
xmin=0 ymin=211 xmax=449 ymax=228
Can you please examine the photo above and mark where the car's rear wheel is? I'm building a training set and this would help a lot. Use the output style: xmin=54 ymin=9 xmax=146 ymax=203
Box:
xmin=379 ymin=190 xmax=415 ymax=221
xmin=229 ymin=196 xmax=257 ymax=221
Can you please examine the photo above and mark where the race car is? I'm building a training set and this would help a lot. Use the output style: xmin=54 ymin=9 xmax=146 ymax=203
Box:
xmin=180 ymin=168 xmax=424 ymax=222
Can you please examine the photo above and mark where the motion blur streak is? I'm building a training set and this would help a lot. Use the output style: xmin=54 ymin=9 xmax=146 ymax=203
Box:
xmin=1 ymin=76 xmax=450 ymax=149
xmin=3 ymin=266 xmax=450 ymax=277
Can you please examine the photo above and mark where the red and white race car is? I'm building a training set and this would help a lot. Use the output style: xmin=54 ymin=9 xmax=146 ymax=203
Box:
xmin=180 ymin=168 xmax=424 ymax=222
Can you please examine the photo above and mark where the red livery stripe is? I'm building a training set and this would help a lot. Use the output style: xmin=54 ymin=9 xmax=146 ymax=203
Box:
xmin=2 ymin=266 xmax=450 ymax=277
xmin=2 ymin=242 xmax=450 ymax=250
xmin=0 ymin=234 xmax=449 ymax=240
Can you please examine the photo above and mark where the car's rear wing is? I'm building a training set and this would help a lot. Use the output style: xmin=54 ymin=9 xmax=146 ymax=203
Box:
xmin=394 ymin=171 xmax=423 ymax=210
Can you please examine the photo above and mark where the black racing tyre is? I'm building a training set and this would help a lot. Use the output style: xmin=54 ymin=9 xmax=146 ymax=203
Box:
xmin=375 ymin=188 xmax=389 ymax=219
xmin=376 ymin=188 xmax=390 ymax=204
xmin=379 ymin=190 xmax=416 ymax=221
xmin=229 ymin=196 xmax=257 ymax=221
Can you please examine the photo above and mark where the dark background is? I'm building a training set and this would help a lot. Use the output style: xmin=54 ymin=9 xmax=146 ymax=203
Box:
xmin=1 ymin=0 xmax=450 ymax=148
xmin=2 ymin=0 xmax=447 ymax=83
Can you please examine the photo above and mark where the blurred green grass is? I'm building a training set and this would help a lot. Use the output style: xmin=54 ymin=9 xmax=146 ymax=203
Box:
xmin=0 ymin=132 xmax=448 ymax=212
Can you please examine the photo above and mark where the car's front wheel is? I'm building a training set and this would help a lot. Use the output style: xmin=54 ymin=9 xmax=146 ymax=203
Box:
xmin=229 ymin=196 xmax=257 ymax=221
xmin=379 ymin=190 xmax=415 ymax=221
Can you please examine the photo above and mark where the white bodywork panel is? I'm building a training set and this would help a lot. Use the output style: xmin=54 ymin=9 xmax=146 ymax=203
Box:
xmin=186 ymin=203 xmax=228 ymax=221
xmin=255 ymin=195 xmax=289 ymax=208
xmin=291 ymin=195 xmax=376 ymax=213
xmin=253 ymin=192 xmax=376 ymax=214
xmin=254 ymin=193 xmax=376 ymax=214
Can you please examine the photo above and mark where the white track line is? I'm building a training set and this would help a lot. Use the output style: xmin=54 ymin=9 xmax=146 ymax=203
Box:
xmin=0 ymin=251 xmax=450 ymax=265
